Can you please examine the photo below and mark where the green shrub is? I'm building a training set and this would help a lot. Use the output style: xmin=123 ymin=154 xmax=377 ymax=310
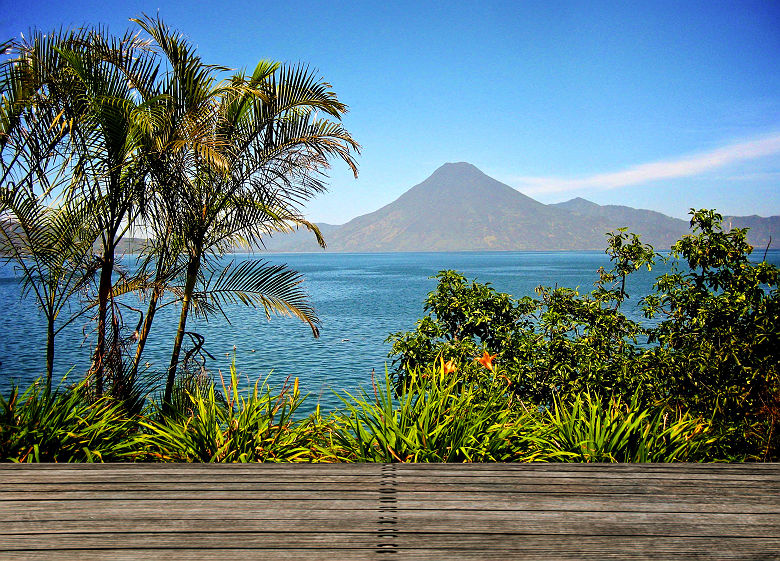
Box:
xmin=387 ymin=210 xmax=779 ymax=460
xmin=642 ymin=209 xmax=780 ymax=459
xmin=137 ymin=363 xmax=320 ymax=462
xmin=331 ymin=360 xmax=540 ymax=462
xmin=387 ymin=232 xmax=657 ymax=406
xmin=0 ymin=380 xmax=136 ymax=462
xmin=535 ymin=391 xmax=712 ymax=462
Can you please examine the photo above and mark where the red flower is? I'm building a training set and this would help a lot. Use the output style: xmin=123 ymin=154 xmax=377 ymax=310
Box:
xmin=443 ymin=360 xmax=457 ymax=375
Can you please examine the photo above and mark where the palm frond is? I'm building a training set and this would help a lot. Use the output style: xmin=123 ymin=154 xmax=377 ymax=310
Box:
xmin=191 ymin=259 xmax=319 ymax=337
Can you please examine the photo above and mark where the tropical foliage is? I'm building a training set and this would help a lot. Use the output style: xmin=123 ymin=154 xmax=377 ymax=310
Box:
xmin=0 ymin=188 xmax=98 ymax=391
xmin=0 ymin=16 xmax=358 ymax=406
xmin=0 ymin=379 xmax=136 ymax=462
xmin=388 ymin=210 xmax=779 ymax=460
xmin=0 ymin=356 xmax=716 ymax=463
xmin=1 ymin=17 xmax=776 ymax=464
xmin=138 ymin=364 xmax=317 ymax=462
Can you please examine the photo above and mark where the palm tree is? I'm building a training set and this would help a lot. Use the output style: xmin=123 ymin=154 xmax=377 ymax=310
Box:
xmin=1 ymin=27 xmax=164 ymax=395
xmin=1 ymin=31 xmax=99 ymax=393
xmin=0 ymin=188 xmax=98 ymax=392
xmin=0 ymin=34 xmax=74 ymax=194
xmin=133 ymin=17 xmax=359 ymax=406
xmin=2 ymin=18 xmax=360 ymax=406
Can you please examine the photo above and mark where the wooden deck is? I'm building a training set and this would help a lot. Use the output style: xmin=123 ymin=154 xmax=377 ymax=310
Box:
xmin=1 ymin=463 xmax=778 ymax=560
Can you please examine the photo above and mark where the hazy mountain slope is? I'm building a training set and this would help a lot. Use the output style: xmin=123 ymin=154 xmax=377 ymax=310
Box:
xmin=258 ymin=223 xmax=339 ymax=252
xmin=721 ymin=215 xmax=780 ymax=252
xmin=327 ymin=162 xmax=604 ymax=251
xmin=551 ymin=198 xmax=690 ymax=249
xmin=257 ymin=163 xmax=779 ymax=252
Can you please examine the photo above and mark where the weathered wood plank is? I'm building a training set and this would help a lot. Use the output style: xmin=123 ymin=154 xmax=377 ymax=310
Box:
xmin=395 ymin=469 xmax=779 ymax=481
xmin=0 ymin=474 xmax=382 ymax=484
xmin=3 ymin=477 xmax=776 ymax=493
xmin=5 ymin=462 xmax=776 ymax=469
xmin=3 ymin=482 xmax=775 ymax=499
xmin=0 ymin=532 xmax=381 ymax=549
xmin=1 ymin=533 xmax=778 ymax=555
xmin=0 ymin=551 xmax=387 ymax=561
xmin=1 ymin=463 xmax=777 ymax=561
xmin=0 ymin=519 xmax=381 ymax=534
xmin=3 ymin=465 xmax=776 ymax=483
xmin=2 ymin=463 xmax=776 ymax=478
xmin=2 ymin=489 xmax=776 ymax=506
xmin=0 ymin=464 xmax=381 ymax=473
xmin=0 ymin=490 xmax=382 ymax=500
xmin=2 ymin=498 xmax=776 ymax=520
xmin=1 ymin=506 xmax=381 ymax=523
xmin=2 ymin=516 xmax=777 ymax=538
xmin=393 ymin=495 xmax=778 ymax=513
xmin=2 ymin=508 xmax=776 ymax=526
xmin=4 ymin=549 xmax=775 ymax=561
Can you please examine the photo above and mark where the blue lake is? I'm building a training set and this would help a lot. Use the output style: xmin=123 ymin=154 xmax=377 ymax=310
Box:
xmin=2 ymin=250 xmax=778 ymax=414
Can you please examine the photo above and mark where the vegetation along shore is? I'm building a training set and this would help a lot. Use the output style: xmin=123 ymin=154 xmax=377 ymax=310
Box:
xmin=1 ymin=17 xmax=778 ymax=463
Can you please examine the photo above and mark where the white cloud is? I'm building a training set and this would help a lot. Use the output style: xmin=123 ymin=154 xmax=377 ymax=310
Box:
xmin=512 ymin=133 xmax=780 ymax=195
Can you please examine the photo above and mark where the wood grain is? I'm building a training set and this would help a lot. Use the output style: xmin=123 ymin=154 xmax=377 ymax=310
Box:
xmin=1 ymin=463 xmax=778 ymax=560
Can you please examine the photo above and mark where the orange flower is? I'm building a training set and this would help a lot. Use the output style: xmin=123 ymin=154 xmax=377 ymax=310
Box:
xmin=475 ymin=351 xmax=497 ymax=371
xmin=443 ymin=360 xmax=457 ymax=375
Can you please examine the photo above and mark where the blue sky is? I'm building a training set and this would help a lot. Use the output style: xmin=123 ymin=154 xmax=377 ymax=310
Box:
xmin=3 ymin=0 xmax=778 ymax=223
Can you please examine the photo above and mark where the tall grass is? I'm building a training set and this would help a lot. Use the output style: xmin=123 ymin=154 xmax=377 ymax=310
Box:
xmin=0 ymin=380 xmax=136 ymax=462
xmin=331 ymin=362 xmax=539 ymax=462
xmin=137 ymin=363 xmax=326 ymax=462
xmin=0 ymin=361 xmax=718 ymax=463
xmin=537 ymin=391 xmax=713 ymax=462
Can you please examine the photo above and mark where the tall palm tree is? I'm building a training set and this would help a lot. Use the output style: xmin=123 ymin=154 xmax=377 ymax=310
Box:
xmin=0 ymin=189 xmax=98 ymax=392
xmin=1 ymin=30 xmax=99 ymax=393
xmin=1 ymin=27 xmax=164 ymax=395
xmin=134 ymin=17 xmax=359 ymax=405
xmin=1 ymin=33 xmax=75 ymax=195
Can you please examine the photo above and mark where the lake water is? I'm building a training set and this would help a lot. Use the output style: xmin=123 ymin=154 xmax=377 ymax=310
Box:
xmin=2 ymin=250 xmax=777 ymax=414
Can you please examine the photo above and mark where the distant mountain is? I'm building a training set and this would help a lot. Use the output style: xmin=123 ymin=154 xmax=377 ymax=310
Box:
xmin=116 ymin=237 xmax=148 ymax=255
xmin=259 ymin=163 xmax=779 ymax=252
xmin=251 ymin=223 xmax=340 ymax=252
xmin=719 ymin=215 xmax=780 ymax=253
xmin=550 ymin=197 xmax=690 ymax=248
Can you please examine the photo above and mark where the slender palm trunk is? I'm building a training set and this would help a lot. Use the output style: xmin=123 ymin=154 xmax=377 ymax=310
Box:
xmin=93 ymin=245 xmax=115 ymax=397
xmin=163 ymin=253 xmax=200 ymax=406
xmin=130 ymin=224 xmax=173 ymax=381
xmin=129 ymin=284 xmax=162 ymax=382
xmin=45 ymin=316 xmax=54 ymax=395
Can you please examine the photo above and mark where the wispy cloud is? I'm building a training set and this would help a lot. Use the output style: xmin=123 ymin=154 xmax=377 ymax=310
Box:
xmin=512 ymin=133 xmax=780 ymax=195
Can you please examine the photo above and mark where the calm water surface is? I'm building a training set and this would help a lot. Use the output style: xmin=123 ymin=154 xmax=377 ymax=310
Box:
xmin=2 ymin=251 xmax=777 ymax=414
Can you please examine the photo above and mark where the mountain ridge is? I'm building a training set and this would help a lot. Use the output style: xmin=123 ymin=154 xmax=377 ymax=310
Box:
xmin=259 ymin=163 xmax=779 ymax=252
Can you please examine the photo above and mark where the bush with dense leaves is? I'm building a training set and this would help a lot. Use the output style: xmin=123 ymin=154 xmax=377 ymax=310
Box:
xmin=388 ymin=210 xmax=779 ymax=460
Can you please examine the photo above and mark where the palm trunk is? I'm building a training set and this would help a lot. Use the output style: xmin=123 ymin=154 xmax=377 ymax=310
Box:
xmin=131 ymin=225 xmax=173 ymax=382
xmin=45 ymin=316 xmax=54 ymax=395
xmin=93 ymin=245 xmax=115 ymax=397
xmin=163 ymin=253 xmax=200 ymax=407
xmin=129 ymin=285 xmax=162 ymax=382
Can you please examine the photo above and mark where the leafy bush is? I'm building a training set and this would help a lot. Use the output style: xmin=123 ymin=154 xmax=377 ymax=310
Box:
xmin=332 ymin=361 xmax=537 ymax=462
xmin=642 ymin=209 xmax=779 ymax=459
xmin=388 ymin=271 xmax=534 ymax=389
xmin=388 ymin=229 xmax=657 ymax=406
xmin=0 ymin=380 xmax=136 ymax=462
xmin=388 ymin=210 xmax=779 ymax=460
xmin=138 ymin=363 xmax=321 ymax=462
